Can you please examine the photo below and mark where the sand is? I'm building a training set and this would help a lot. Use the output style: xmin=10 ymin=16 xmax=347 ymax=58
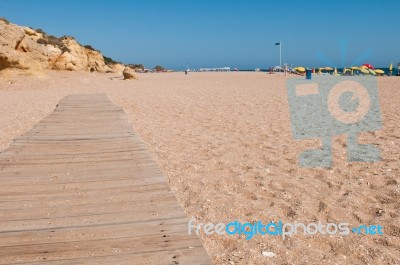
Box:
xmin=0 ymin=70 xmax=399 ymax=264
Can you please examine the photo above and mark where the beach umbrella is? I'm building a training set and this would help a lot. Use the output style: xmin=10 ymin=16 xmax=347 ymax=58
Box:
xmin=389 ymin=63 xmax=393 ymax=71
xmin=374 ymin=69 xmax=384 ymax=74
xmin=334 ymin=67 xmax=338 ymax=74
xmin=324 ymin=67 xmax=333 ymax=71
xmin=360 ymin=68 xmax=369 ymax=74
xmin=350 ymin=67 xmax=359 ymax=75
xmin=363 ymin=63 xmax=375 ymax=69
xmin=368 ymin=69 xmax=376 ymax=75
xmin=294 ymin=67 xmax=305 ymax=72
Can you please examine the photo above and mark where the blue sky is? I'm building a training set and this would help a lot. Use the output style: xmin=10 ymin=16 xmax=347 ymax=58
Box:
xmin=1 ymin=0 xmax=399 ymax=69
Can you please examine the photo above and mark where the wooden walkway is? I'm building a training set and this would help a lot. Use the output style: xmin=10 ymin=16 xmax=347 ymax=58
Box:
xmin=0 ymin=94 xmax=212 ymax=264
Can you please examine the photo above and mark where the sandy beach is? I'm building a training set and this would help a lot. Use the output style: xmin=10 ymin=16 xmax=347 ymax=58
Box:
xmin=0 ymin=71 xmax=399 ymax=264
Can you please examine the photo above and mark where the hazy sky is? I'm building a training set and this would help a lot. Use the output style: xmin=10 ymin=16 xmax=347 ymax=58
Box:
xmin=1 ymin=0 xmax=399 ymax=69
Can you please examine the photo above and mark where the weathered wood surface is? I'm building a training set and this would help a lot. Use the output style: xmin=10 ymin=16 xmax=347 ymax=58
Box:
xmin=0 ymin=94 xmax=211 ymax=264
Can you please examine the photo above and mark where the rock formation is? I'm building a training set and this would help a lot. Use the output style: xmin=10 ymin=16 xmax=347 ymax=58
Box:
xmin=123 ymin=67 xmax=138 ymax=80
xmin=107 ymin=63 xmax=126 ymax=75
xmin=0 ymin=18 xmax=113 ymax=73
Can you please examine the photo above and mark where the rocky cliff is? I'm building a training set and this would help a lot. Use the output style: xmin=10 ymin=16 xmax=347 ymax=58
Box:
xmin=0 ymin=18 xmax=116 ymax=72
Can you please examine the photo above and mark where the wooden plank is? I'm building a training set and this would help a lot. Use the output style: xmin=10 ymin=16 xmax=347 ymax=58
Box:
xmin=0 ymin=94 xmax=212 ymax=265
